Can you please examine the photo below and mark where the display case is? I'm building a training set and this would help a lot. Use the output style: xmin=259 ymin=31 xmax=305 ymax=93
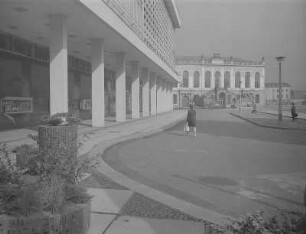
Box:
xmin=80 ymin=99 xmax=91 ymax=110
xmin=1 ymin=97 xmax=33 ymax=113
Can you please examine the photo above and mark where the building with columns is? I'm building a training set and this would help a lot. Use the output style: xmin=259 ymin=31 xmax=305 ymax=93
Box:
xmin=0 ymin=0 xmax=180 ymax=130
xmin=173 ymin=53 xmax=266 ymax=109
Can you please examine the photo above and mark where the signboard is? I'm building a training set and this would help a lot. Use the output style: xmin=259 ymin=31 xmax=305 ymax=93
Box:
xmin=1 ymin=97 xmax=33 ymax=113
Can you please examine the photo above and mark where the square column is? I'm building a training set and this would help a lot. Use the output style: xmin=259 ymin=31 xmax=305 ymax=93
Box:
xmin=91 ymin=39 xmax=105 ymax=127
xmin=131 ymin=62 xmax=140 ymax=119
xmin=49 ymin=15 xmax=68 ymax=115
xmin=141 ymin=68 xmax=150 ymax=117
xmin=161 ymin=79 xmax=166 ymax=113
xmin=166 ymin=81 xmax=170 ymax=111
xmin=150 ymin=72 xmax=157 ymax=115
xmin=115 ymin=52 xmax=126 ymax=122
xmin=156 ymin=76 xmax=162 ymax=114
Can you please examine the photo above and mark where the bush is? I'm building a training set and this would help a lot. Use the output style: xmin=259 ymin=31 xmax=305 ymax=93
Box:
xmin=226 ymin=210 xmax=305 ymax=234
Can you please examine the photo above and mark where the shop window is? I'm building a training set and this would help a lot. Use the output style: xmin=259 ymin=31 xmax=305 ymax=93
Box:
xmin=173 ymin=94 xmax=177 ymax=104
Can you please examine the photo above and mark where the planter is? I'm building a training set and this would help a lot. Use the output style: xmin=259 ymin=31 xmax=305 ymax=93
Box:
xmin=38 ymin=124 xmax=78 ymax=159
xmin=38 ymin=125 xmax=78 ymax=180
xmin=0 ymin=201 xmax=91 ymax=234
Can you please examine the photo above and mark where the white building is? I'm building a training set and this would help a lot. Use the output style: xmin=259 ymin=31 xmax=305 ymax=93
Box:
xmin=265 ymin=82 xmax=292 ymax=105
xmin=0 ymin=0 xmax=181 ymax=129
xmin=173 ymin=53 xmax=266 ymax=108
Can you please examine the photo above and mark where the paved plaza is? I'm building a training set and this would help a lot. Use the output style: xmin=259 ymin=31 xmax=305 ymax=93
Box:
xmin=1 ymin=108 xmax=306 ymax=233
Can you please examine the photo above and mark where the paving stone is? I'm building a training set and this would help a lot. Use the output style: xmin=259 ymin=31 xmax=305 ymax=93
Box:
xmin=87 ymin=213 xmax=116 ymax=234
xmin=120 ymin=192 xmax=202 ymax=222
xmin=105 ymin=216 xmax=204 ymax=234
xmin=81 ymin=171 xmax=129 ymax=190
xmin=88 ymin=188 xmax=133 ymax=214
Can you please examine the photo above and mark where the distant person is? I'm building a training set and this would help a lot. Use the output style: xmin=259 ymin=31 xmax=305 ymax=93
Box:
xmin=187 ymin=104 xmax=196 ymax=137
xmin=251 ymin=102 xmax=257 ymax=114
xmin=291 ymin=102 xmax=298 ymax=122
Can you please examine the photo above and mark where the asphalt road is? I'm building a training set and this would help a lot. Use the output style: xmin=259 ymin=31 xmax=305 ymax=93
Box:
xmin=104 ymin=109 xmax=306 ymax=218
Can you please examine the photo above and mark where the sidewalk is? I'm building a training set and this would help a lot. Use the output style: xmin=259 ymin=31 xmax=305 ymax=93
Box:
xmin=230 ymin=108 xmax=306 ymax=130
xmin=0 ymin=110 xmax=228 ymax=234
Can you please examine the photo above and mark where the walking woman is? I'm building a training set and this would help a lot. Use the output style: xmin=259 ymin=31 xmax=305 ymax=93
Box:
xmin=187 ymin=104 xmax=196 ymax=137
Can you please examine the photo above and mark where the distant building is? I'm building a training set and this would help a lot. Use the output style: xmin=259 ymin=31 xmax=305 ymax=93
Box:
xmin=265 ymin=82 xmax=291 ymax=105
xmin=291 ymin=90 xmax=306 ymax=100
xmin=173 ymin=53 xmax=266 ymax=108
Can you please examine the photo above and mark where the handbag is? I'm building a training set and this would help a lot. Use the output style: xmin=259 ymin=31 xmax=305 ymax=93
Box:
xmin=184 ymin=122 xmax=189 ymax=132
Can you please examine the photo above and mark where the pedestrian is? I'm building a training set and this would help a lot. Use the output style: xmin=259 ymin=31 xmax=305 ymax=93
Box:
xmin=291 ymin=102 xmax=298 ymax=122
xmin=187 ymin=104 xmax=196 ymax=137
xmin=251 ymin=102 xmax=257 ymax=114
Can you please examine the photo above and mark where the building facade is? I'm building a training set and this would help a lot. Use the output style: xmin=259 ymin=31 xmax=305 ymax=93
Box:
xmin=0 ymin=0 xmax=181 ymax=130
xmin=173 ymin=53 xmax=266 ymax=108
xmin=265 ymin=82 xmax=292 ymax=105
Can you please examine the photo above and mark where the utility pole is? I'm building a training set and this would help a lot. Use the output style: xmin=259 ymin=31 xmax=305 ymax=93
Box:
xmin=276 ymin=56 xmax=285 ymax=121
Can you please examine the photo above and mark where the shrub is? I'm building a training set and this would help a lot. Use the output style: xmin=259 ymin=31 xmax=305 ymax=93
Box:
xmin=226 ymin=210 xmax=305 ymax=234
xmin=41 ymin=112 xmax=80 ymax=126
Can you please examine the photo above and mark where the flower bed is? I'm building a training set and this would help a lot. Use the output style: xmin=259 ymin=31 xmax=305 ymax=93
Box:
xmin=0 ymin=201 xmax=90 ymax=234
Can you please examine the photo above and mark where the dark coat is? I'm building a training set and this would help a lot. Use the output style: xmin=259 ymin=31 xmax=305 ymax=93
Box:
xmin=187 ymin=109 xmax=196 ymax=127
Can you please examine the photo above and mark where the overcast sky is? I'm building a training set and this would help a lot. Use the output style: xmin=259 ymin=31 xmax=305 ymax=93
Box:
xmin=174 ymin=0 xmax=306 ymax=90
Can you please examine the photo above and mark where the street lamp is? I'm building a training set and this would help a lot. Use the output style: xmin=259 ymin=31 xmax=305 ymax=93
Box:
xmin=276 ymin=56 xmax=285 ymax=121
xmin=239 ymin=80 xmax=242 ymax=112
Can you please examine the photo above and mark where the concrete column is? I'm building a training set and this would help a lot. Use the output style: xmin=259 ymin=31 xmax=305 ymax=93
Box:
xmin=49 ymin=15 xmax=68 ymax=115
xmin=150 ymin=72 xmax=157 ymax=115
xmin=91 ymin=39 xmax=105 ymax=127
xmin=115 ymin=52 xmax=126 ymax=122
xmin=131 ymin=61 xmax=140 ymax=119
xmin=220 ymin=69 xmax=224 ymax=88
xmin=241 ymin=71 xmax=245 ymax=89
xmin=166 ymin=81 xmax=170 ymax=111
xmin=211 ymin=68 xmax=215 ymax=89
xmin=156 ymin=76 xmax=162 ymax=114
xmin=161 ymin=79 xmax=166 ymax=112
xmin=141 ymin=68 xmax=149 ymax=117
xmin=231 ymin=68 xmax=235 ymax=89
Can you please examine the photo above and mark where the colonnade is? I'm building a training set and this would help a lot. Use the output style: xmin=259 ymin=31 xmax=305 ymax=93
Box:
xmin=49 ymin=16 xmax=174 ymax=127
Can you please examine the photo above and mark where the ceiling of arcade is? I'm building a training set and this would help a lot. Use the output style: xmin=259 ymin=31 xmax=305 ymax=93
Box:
xmin=0 ymin=0 xmax=174 ymax=80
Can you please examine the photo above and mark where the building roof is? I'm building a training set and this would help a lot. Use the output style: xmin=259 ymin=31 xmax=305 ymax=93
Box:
xmin=164 ymin=0 xmax=181 ymax=29
xmin=265 ymin=82 xmax=291 ymax=88
xmin=175 ymin=53 xmax=265 ymax=66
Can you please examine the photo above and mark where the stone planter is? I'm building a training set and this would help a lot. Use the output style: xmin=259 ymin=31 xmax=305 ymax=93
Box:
xmin=38 ymin=124 xmax=78 ymax=159
xmin=38 ymin=124 xmax=78 ymax=180
xmin=0 ymin=201 xmax=91 ymax=234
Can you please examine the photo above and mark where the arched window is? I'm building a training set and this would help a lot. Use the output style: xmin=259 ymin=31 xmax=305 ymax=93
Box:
xmin=182 ymin=71 xmax=189 ymax=88
xmin=235 ymin=72 xmax=241 ymax=88
xmin=205 ymin=71 xmax=211 ymax=88
xmin=245 ymin=72 xmax=250 ymax=88
xmin=194 ymin=71 xmax=200 ymax=88
xmin=215 ymin=71 xmax=221 ymax=88
xmin=224 ymin=71 xmax=231 ymax=89
xmin=255 ymin=72 xmax=260 ymax=88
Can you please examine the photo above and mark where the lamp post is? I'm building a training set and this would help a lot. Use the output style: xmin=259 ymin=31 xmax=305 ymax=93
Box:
xmin=276 ymin=56 xmax=285 ymax=121
xmin=239 ymin=80 xmax=242 ymax=112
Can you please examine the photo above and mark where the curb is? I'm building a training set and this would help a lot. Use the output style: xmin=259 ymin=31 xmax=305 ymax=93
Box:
xmin=230 ymin=112 xmax=306 ymax=131
xmin=79 ymin=112 xmax=230 ymax=227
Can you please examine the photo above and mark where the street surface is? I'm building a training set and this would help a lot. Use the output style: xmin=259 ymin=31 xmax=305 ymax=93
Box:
xmin=104 ymin=109 xmax=306 ymax=218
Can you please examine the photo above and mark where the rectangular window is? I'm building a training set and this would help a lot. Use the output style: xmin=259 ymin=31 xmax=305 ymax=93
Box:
xmin=173 ymin=94 xmax=177 ymax=104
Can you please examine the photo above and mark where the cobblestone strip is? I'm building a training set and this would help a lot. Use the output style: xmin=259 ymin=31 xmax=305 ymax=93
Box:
xmin=80 ymin=170 xmax=129 ymax=190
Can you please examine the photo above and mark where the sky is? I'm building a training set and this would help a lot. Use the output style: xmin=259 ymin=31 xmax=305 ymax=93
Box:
xmin=174 ymin=0 xmax=306 ymax=90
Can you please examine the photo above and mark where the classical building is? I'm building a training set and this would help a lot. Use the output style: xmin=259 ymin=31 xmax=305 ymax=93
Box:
xmin=265 ymin=82 xmax=292 ymax=105
xmin=173 ymin=53 xmax=266 ymax=108
xmin=0 ymin=0 xmax=181 ymax=129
